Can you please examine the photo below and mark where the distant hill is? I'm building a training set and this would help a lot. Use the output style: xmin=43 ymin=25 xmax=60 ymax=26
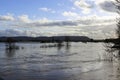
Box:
xmin=0 ymin=36 xmax=93 ymax=43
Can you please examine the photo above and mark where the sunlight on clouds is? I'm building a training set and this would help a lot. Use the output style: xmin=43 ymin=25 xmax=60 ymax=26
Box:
xmin=74 ymin=0 xmax=93 ymax=14
xmin=74 ymin=0 xmax=93 ymax=8
xmin=18 ymin=15 xmax=31 ymax=23
xmin=62 ymin=0 xmax=117 ymax=20
xmin=72 ymin=0 xmax=117 ymax=15
xmin=0 ymin=13 xmax=117 ymax=39
xmin=0 ymin=0 xmax=118 ymax=38
xmin=35 ymin=18 xmax=51 ymax=23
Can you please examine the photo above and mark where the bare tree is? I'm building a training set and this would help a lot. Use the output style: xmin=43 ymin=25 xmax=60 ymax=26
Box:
xmin=114 ymin=0 xmax=120 ymax=39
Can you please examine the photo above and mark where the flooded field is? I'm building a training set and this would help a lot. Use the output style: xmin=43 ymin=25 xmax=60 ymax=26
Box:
xmin=0 ymin=42 xmax=120 ymax=80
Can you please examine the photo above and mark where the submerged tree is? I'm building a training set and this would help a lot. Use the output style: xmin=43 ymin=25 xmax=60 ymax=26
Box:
xmin=104 ymin=0 xmax=120 ymax=59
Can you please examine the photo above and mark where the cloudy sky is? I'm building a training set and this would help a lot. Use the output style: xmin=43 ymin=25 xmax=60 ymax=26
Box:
xmin=0 ymin=0 xmax=119 ymax=38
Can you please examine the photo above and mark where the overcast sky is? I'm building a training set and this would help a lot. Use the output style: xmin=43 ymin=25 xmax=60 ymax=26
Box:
xmin=0 ymin=0 xmax=119 ymax=38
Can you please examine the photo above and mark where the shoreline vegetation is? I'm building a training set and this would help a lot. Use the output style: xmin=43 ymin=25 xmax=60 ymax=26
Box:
xmin=0 ymin=36 xmax=119 ymax=43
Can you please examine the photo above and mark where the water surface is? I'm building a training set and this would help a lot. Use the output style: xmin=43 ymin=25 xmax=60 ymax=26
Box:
xmin=0 ymin=42 xmax=119 ymax=80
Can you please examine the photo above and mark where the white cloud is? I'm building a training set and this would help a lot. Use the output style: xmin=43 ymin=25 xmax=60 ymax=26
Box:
xmin=74 ymin=0 xmax=93 ymax=14
xmin=82 ymin=9 xmax=91 ymax=14
xmin=0 ymin=14 xmax=14 ymax=21
xmin=39 ymin=7 xmax=56 ymax=13
xmin=1 ymin=14 xmax=116 ymax=28
xmin=62 ymin=11 xmax=78 ymax=18
xmin=0 ymin=0 xmax=118 ymax=38
xmin=72 ymin=0 xmax=117 ymax=14
xmin=18 ymin=15 xmax=31 ymax=23
xmin=74 ymin=0 xmax=92 ymax=8
xmin=0 ymin=14 xmax=117 ymax=38
xmin=39 ymin=7 xmax=51 ymax=12
xmin=35 ymin=18 xmax=50 ymax=23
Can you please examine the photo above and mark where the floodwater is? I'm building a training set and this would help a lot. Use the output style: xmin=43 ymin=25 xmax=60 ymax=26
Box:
xmin=0 ymin=42 xmax=120 ymax=80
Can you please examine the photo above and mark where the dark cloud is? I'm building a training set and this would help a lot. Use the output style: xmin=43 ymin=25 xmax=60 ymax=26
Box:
xmin=29 ymin=21 xmax=78 ymax=27
xmin=12 ymin=17 xmax=116 ymax=28
xmin=98 ymin=1 xmax=117 ymax=12
xmin=0 ymin=29 xmax=29 ymax=36
xmin=13 ymin=20 xmax=78 ymax=27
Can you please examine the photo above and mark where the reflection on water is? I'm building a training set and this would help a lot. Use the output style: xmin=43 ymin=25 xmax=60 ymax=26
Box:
xmin=112 ymin=60 xmax=120 ymax=80
xmin=5 ymin=42 xmax=19 ymax=58
xmin=5 ymin=48 xmax=16 ymax=58
xmin=0 ymin=42 xmax=120 ymax=80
